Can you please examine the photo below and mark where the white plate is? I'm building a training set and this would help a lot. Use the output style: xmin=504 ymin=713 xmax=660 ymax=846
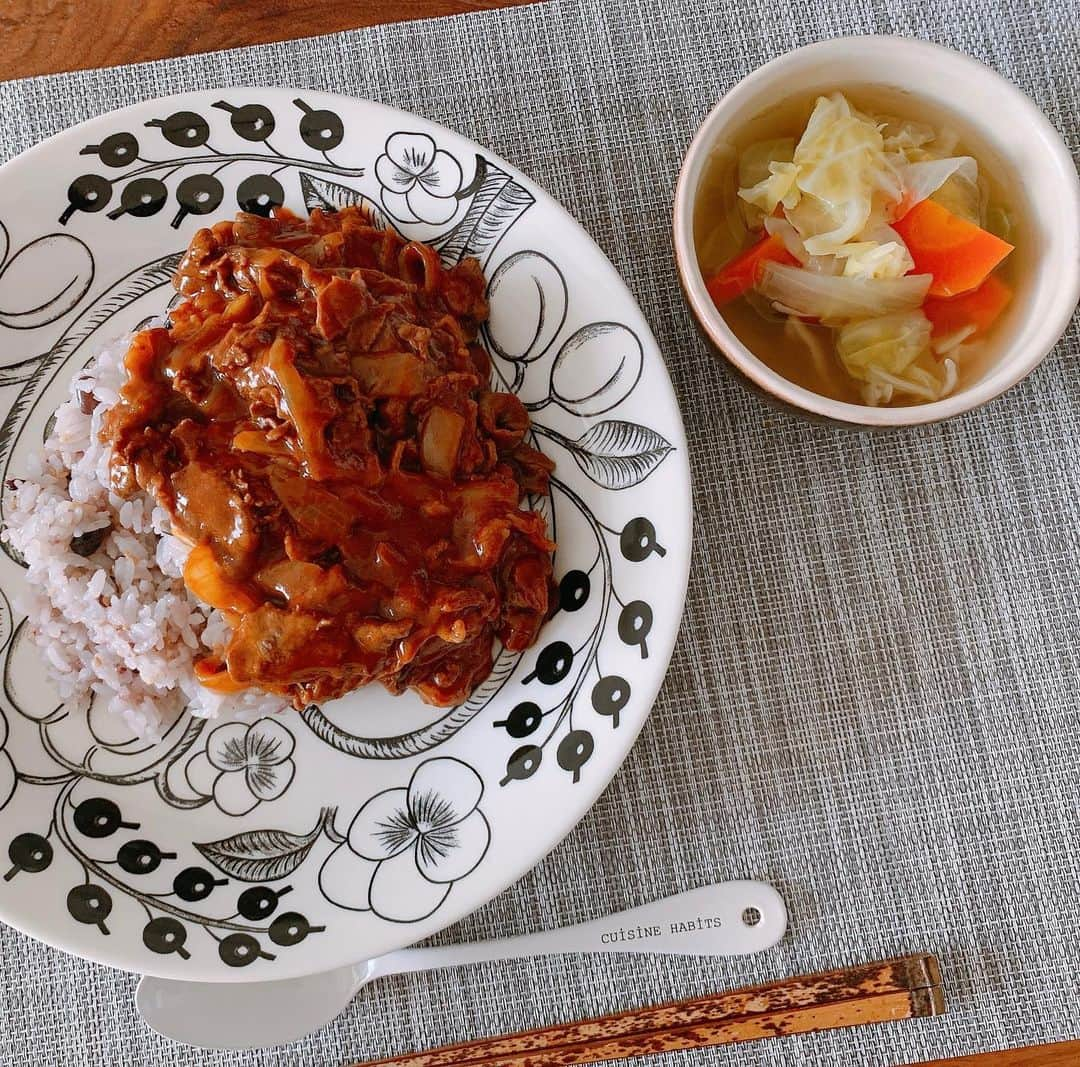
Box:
xmin=0 ymin=89 xmax=691 ymax=981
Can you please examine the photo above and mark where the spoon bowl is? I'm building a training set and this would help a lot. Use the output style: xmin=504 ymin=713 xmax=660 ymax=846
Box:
xmin=137 ymin=962 xmax=371 ymax=1051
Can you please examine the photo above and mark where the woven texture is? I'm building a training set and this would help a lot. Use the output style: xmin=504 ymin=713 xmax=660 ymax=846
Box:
xmin=1 ymin=1 xmax=1078 ymax=1064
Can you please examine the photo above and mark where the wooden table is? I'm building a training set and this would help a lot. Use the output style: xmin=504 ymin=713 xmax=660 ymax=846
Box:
xmin=0 ymin=0 xmax=535 ymax=80
xmin=0 ymin=4 xmax=1073 ymax=1067
xmin=907 ymin=1041 xmax=1080 ymax=1067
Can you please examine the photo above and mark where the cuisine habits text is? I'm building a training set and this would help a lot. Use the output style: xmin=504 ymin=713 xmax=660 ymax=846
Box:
xmin=599 ymin=915 xmax=726 ymax=944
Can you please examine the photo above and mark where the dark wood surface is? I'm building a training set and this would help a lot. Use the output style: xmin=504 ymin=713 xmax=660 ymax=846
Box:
xmin=0 ymin=0 xmax=536 ymax=81
xmin=905 ymin=1041 xmax=1080 ymax=1067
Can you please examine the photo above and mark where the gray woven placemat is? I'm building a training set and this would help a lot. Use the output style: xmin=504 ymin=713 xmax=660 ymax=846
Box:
xmin=1 ymin=1 xmax=1078 ymax=1064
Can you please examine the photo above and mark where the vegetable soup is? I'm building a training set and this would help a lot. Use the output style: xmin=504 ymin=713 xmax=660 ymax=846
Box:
xmin=694 ymin=87 xmax=1021 ymax=407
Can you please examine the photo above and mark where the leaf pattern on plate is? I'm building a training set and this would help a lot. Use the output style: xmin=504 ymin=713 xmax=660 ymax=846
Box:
xmin=461 ymin=641 xmax=521 ymax=713
xmin=437 ymin=157 xmax=535 ymax=265
xmin=195 ymin=809 xmax=334 ymax=883
xmin=560 ymin=420 xmax=674 ymax=490
xmin=298 ymin=172 xmax=390 ymax=229
xmin=300 ymin=701 xmax=488 ymax=760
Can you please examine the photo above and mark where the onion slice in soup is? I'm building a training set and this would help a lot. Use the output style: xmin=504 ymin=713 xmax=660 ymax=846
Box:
xmin=758 ymin=262 xmax=932 ymax=323
xmin=898 ymin=156 xmax=978 ymax=215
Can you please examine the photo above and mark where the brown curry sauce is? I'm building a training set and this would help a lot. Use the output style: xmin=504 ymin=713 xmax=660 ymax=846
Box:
xmin=102 ymin=206 xmax=555 ymax=709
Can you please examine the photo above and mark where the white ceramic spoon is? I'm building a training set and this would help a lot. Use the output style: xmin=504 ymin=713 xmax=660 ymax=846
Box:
xmin=137 ymin=880 xmax=786 ymax=1050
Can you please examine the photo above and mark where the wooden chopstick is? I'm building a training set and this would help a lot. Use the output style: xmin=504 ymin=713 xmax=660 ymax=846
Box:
xmin=351 ymin=954 xmax=944 ymax=1067
xmin=904 ymin=1040 xmax=1080 ymax=1067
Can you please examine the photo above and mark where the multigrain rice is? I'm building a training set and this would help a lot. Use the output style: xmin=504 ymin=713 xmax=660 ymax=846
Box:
xmin=3 ymin=336 xmax=287 ymax=739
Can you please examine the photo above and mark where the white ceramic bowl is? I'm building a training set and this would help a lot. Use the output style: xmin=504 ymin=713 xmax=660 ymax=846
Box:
xmin=673 ymin=35 xmax=1080 ymax=427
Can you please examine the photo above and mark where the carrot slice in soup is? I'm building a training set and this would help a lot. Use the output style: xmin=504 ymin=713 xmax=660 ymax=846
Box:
xmin=893 ymin=199 xmax=1014 ymax=298
xmin=923 ymin=274 xmax=1013 ymax=337
xmin=706 ymin=233 xmax=798 ymax=306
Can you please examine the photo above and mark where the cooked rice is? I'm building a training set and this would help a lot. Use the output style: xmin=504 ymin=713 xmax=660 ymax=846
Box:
xmin=3 ymin=336 xmax=287 ymax=740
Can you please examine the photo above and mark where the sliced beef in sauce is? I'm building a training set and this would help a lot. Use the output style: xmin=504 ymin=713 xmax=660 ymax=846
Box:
xmin=101 ymin=206 xmax=555 ymax=709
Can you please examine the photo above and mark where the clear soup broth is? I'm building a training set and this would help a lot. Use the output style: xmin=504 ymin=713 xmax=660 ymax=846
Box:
xmin=693 ymin=86 xmax=1026 ymax=406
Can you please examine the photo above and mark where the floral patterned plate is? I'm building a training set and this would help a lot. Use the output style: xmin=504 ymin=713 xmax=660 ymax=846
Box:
xmin=0 ymin=89 xmax=691 ymax=980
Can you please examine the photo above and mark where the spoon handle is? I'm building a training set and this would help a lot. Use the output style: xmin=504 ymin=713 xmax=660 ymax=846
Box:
xmin=369 ymin=880 xmax=786 ymax=981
